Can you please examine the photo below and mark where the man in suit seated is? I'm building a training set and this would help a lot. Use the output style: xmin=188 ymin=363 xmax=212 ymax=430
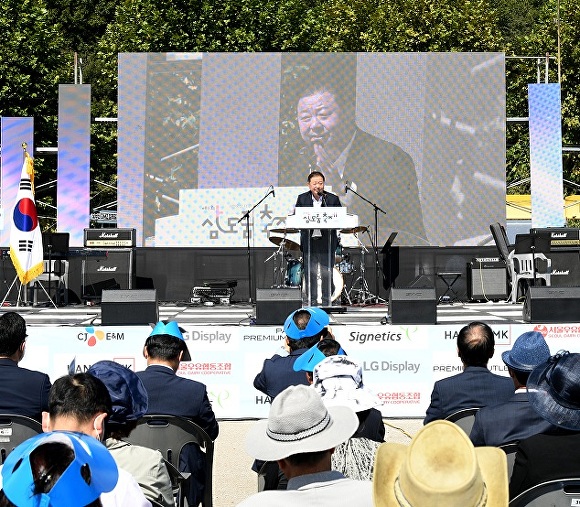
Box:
xmin=137 ymin=320 xmax=219 ymax=507
xmin=424 ymin=321 xmax=514 ymax=423
xmin=237 ymin=385 xmax=373 ymax=506
xmin=0 ymin=312 xmax=51 ymax=422
xmin=510 ymin=351 xmax=580 ymax=499
xmin=470 ymin=331 xmax=554 ymax=446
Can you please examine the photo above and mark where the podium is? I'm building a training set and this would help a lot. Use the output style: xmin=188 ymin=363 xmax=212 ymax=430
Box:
xmin=286 ymin=209 xmax=358 ymax=306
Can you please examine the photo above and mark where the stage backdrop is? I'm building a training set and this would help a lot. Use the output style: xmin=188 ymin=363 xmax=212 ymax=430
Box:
xmin=21 ymin=321 xmax=578 ymax=419
xmin=118 ymin=52 xmax=506 ymax=249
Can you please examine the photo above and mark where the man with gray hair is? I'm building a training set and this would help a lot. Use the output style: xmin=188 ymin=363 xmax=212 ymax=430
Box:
xmin=237 ymin=385 xmax=373 ymax=506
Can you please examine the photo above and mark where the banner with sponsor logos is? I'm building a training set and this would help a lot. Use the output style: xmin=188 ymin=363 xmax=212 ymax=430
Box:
xmin=21 ymin=322 xmax=580 ymax=419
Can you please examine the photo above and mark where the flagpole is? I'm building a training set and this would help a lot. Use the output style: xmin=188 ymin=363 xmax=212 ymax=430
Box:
xmin=22 ymin=142 xmax=30 ymax=306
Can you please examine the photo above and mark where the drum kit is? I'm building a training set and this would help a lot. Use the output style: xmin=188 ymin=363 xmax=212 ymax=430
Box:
xmin=267 ymin=225 xmax=376 ymax=304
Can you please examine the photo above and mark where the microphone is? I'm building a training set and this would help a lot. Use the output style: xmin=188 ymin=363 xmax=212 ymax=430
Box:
xmin=345 ymin=181 xmax=351 ymax=193
xmin=270 ymin=185 xmax=275 ymax=198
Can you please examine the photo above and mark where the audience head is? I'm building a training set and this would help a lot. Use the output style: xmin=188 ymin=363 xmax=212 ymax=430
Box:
xmin=284 ymin=307 xmax=331 ymax=351
xmin=293 ymin=338 xmax=346 ymax=373
xmin=502 ymin=331 xmax=550 ymax=386
xmin=527 ymin=350 xmax=580 ymax=431
xmin=312 ymin=355 xmax=380 ymax=414
xmin=0 ymin=311 xmax=27 ymax=359
xmin=373 ymin=420 xmax=508 ymax=506
xmin=457 ymin=322 xmax=495 ymax=367
xmin=0 ymin=431 xmax=118 ymax=507
xmin=87 ymin=360 xmax=148 ymax=439
xmin=245 ymin=385 xmax=358 ymax=468
xmin=144 ymin=320 xmax=191 ymax=364
xmin=43 ymin=373 xmax=112 ymax=441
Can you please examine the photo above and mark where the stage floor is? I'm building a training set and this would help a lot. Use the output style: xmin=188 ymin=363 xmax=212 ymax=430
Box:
xmin=0 ymin=300 xmax=528 ymax=327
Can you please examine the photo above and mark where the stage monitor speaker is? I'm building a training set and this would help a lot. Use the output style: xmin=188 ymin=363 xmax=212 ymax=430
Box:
xmin=255 ymin=287 xmax=302 ymax=325
xmin=467 ymin=259 xmax=507 ymax=300
xmin=101 ymin=289 xmax=158 ymax=326
xmin=81 ymin=249 xmax=134 ymax=300
xmin=389 ymin=288 xmax=437 ymax=324
xmin=523 ymin=286 xmax=580 ymax=323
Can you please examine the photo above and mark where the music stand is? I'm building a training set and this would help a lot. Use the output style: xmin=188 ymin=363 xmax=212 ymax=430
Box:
xmin=381 ymin=232 xmax=399 ymax=295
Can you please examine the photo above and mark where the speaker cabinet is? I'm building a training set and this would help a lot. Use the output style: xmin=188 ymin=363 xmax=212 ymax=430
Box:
xmin=81 ymin=249 xmax=135 ymax=300
xmin=101 ymin=289 xmax=158 ymax=325
xmin=467 ymin=259 xmax=507 ymax=300
xmin=523 ymin=286 xmax=580 ymax=323
xmin=255 ymin=287 xmax=302 ymax=325
xmin=389 ymin=288 xmax=437 ymax=324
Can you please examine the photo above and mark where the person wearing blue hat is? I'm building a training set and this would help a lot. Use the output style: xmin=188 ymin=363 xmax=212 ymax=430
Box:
xmin=41 ymin=373 xmax=151 ymax=506
xmin=137 ymin=320 xmax=219 ymax=507
xmin=254 ymin=307 xmax=332 ymax=399
xmin=88 ymin=360 xmax=174 ymax=507
xmin=0 ymin=431 xmax=118 ymax=507
xmin=510 ymin=351 xmax=580 ymax=499
xmin=470 ymin=330 xmax=554 ymax=447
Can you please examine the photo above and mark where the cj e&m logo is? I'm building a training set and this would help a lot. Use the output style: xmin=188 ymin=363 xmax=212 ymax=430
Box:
xmin=77 ymin=327 xmax=125 ymax=347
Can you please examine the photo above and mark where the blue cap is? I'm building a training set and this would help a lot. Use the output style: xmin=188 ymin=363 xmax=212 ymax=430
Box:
xmin=149 ymin=320 xmax=191 ymax=361
xmin=88 ymin=360 xmax=148 ymax=423
xmin=284 ymin=307 xmax=329 ymax=340
xmin=2 ymin=431 xmax=118 ymax=507
xmin=502 ymin=331 xmax=550 ymax=372
xmin=293 ymin=342 xmax=347 ymax=372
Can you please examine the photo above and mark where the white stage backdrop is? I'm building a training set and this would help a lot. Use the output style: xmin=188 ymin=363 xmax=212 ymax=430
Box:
xmin=21 ymin=322 xmax=579 ymax=420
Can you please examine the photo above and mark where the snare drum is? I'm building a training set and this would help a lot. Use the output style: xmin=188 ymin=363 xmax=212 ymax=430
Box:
xmin=284 ymin=259 xmax=303 ymax=287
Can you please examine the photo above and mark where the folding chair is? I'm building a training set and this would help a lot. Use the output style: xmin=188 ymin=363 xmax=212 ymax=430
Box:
xmin=499 ymin=442 xmax=519 ymax=481
xmin=509 ymin=478 xmax=580 ymax=506
xmin=127 ymin=415 xmax=215 ymax=507
xmin=0 ymin=414 xmax=43 ymax=464
xmin=444 ymin=407 xmax=480 ymax=435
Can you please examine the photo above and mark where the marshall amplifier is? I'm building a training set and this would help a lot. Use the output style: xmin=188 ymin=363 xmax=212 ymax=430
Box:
xmin=81 ymin=249 xmax=135 ymax=299
xmin=531 ymin=227 xmax=580 ymax=248
xmin=467 ymin=258 xmax=508 ymax=301
xmin=84 ymin=228 xmax=136 ymax=247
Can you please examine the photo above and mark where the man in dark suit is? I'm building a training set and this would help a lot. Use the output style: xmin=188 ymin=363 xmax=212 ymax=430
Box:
xmin=510 ymin=351 xmax=580 ymax=499
xmin=470 ymin=331 xmax=554 ymax=447
xmin=281 ymin=84 xmax=426 ymax=246
xmin=424 ymin=321 xmax=513 ymax=424
xmin=295 ymin=171 xmax=341 ymax=306
xmin=137 ymin=320 xmax=219 ymax=507
xmin=0 ymin=311 xmax=51 ymax=422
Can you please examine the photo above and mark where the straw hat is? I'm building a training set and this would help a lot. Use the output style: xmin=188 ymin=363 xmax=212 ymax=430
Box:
xmin=373 ymin=420 xmax=508 ymax=507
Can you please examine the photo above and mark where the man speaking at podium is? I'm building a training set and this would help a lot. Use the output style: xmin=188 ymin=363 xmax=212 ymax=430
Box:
xmin=295 ymin=171 xmax=341 ymax=306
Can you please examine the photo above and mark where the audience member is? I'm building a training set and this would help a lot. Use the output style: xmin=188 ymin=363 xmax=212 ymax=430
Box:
xmin=509 ymin=351 xmax=580 ymax=499
xmin=254 ymin=307 xmax=331 ymax=399
xmin=470 ymin=330 xmax=554 ymax=446
xmin=237 ymin=385 xmax=373 ymax=506
xmin=313 ymin=355 xmax=385 ymax=480
xmin=137 ymin=320 xmax=219 ymax=507
xmin=0 ymin=311 xmax=51 ymax=421
xmin=292 ymin=337 xmax=346 ymax=382
xmin=87 ymin=360 xmax=175 ymax=507
xmin=373 ymin=420 xmax=508 ymax=506
xmin=0 ymin=431 xmax=118 ymax=507
xmin=42 ymin=373 xmax=151 ymax=507
xmin=424 ymin=321 xmax=513 ymax=423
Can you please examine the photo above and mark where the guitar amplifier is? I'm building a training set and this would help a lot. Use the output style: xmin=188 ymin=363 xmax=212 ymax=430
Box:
xmin=467 ymin=258 xmax=507 ymax=300
xmin=81 ymin=249 xmax=135 ymax=299
xmin=84 ymin=228 xmax=136 ymax=247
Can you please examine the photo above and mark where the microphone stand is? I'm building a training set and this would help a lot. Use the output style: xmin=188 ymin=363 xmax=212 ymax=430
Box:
xmin=237 ymin=187 xmax=275 ymax=304
xmin=345 ymin=184 xmax=386 ymax=304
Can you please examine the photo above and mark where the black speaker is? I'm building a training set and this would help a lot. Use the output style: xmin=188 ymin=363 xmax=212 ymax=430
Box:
xmin=523 ymin=286 xmax=580 ymax=323
xmin=81 ymin=249 xmax=135 ymax=300
xmin=467 ymin=259 xmax=507 ymax=300
xmin=389 ymin=288 xmax=437 ymax=324
xmin=101 ymin=289 xmax=158 ymax=325
xmin=255 ymin=287 xmax=302 ymax=325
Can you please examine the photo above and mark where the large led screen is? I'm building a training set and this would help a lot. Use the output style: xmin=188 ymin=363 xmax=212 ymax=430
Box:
xmin=118 ymin=52 xmax=506 ymax=248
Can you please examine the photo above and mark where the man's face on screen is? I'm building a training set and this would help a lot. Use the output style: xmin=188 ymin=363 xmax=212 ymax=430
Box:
xmin=297 ymin=91 xmax=346 ymax=152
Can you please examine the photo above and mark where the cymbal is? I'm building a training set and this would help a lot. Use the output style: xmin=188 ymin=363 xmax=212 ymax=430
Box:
xmin=269 ymin=236 xmax=300 ymax=251
xmin=340 ymin=226 xmax=368 ymax=234
xmin=269 ymin=227 xmax=300 ymax=234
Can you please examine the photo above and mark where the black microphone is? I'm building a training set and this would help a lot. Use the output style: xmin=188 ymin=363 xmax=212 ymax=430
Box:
xmin=345 ymin=181 xmax=351 ymax=193
xmin=270 ymin=185 xmax=275 ymax=197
